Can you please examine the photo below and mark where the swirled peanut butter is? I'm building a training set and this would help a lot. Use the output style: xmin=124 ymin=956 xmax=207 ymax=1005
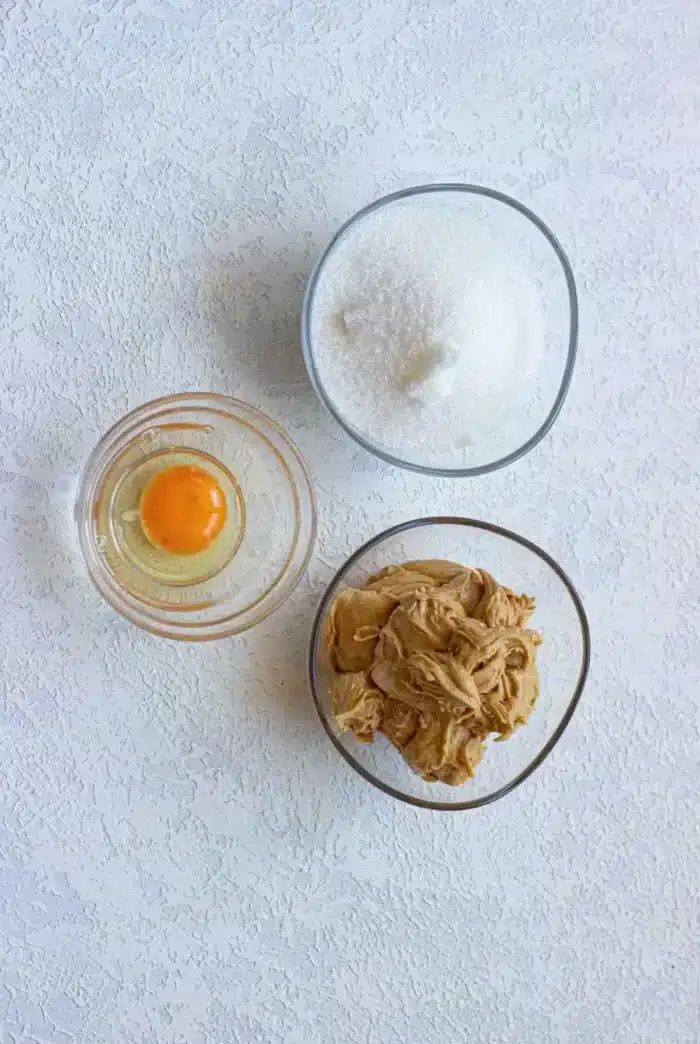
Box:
xmin=325 ymin=560 xmax=542 ymax=785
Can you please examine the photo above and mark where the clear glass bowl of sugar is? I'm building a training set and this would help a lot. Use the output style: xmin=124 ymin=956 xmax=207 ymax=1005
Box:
xmin=76 ymin=393 xmax=317 ymax=640
xmin=309 ymin=518 xmax=590 ymax=810
xmin=302 ymin=184 xmax=578 ymax=475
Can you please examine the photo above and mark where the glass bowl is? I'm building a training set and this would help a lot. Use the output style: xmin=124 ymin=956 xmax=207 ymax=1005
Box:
xmin=302 ymin=183 xmax=578 ymax=476
xmin=309 ymin=518 xmax=590 ymax=810
xmin=76 ymin=393 xmax=316 ymax=640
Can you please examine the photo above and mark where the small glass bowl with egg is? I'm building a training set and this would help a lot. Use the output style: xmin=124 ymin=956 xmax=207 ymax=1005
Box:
xmin=75 ymin=393 xmax=316 ymax=640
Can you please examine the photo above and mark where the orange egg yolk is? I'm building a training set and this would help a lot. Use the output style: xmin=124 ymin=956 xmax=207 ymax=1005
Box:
xmin=139 ymin=464 xmax=227 ymax=555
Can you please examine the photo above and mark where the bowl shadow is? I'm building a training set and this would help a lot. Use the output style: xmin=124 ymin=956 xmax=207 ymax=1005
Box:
xmin=196 ymin=244 xmax=320 ymax=412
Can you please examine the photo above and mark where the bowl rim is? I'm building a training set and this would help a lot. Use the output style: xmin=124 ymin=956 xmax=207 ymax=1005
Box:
xmin=75 ymin=392 xmax=317 ymax=641
xmin=308 ymin=516 xmax=591 ymax=811
xmin=301 ymin=182 xmax=579 ymax=477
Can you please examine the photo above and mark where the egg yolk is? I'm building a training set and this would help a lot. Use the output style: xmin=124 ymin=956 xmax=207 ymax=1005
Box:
xmin=139 ymin=464 xmax=227 ymax=555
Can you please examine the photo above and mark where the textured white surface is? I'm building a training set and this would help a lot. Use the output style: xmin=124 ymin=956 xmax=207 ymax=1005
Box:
xmin=1 ymin=2 xmax=698 ymax=1042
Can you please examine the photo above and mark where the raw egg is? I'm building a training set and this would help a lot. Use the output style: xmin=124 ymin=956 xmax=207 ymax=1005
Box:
xmin=139 ymin=464 xmax=227 ymax=555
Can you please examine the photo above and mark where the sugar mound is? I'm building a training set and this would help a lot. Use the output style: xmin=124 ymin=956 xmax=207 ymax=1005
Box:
xmin=310 ymin=202 xmax=543 ymax=462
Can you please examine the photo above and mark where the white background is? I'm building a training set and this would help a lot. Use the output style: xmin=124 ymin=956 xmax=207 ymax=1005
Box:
xmin=1 ymin=2 xmax=698 ymax=1042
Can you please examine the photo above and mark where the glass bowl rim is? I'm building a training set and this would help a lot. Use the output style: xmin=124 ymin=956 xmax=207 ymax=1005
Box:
xmin=301 ymin=182 xmax=579 ymax=477
xmin=308 ymin=516 xmax=591 ymax=811
xmin=75 ymin=392 xmax=318 ymax=641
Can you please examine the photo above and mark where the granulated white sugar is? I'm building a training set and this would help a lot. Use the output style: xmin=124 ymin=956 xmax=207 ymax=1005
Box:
xmin=309 ymin=201 xmax=543 ymax=463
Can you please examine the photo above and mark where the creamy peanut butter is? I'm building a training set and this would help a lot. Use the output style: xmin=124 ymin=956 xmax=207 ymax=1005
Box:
xmin=324 ymin=560 xmax=542 ymax=785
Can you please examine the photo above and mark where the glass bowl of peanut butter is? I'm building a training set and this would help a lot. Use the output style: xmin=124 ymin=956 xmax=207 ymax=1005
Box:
xmin=309 ymin=517 xmax=589 ymax=810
